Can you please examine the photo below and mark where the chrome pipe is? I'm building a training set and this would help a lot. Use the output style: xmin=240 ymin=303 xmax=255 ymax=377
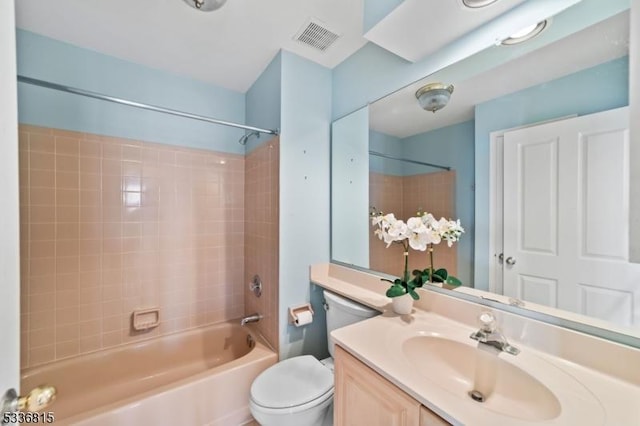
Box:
xmin=17 ymin=75 xmax=279 ymax=136
xmin=368 ymin=150 xmax=451 ymax=171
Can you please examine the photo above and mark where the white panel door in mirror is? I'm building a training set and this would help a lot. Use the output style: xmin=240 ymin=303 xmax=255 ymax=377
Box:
xmin=501 ymin=107 xmax=639 ymax=327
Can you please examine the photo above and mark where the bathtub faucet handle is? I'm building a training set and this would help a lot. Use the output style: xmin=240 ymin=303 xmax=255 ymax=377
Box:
xmin=240 ymin=313 xmax=263 ymax=326
xmin=249 ymin=275 xmax=262 ymax=298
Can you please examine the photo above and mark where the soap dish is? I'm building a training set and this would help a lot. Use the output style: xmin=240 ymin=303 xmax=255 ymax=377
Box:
xmin=131 ymin=308 xmax=160 ymax=331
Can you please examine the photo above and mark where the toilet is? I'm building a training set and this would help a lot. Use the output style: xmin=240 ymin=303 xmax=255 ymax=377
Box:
xmin=249 ymin=290 xmax=379 ymax=426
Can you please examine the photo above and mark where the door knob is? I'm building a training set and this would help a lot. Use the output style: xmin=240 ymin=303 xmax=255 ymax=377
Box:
xmin=1 ymin=385 xmax=56 ymax=422
xmin=498 ymin=253 xmax=504 ymax=263
xmin=506 ymin=257 xmax=516 ymax=265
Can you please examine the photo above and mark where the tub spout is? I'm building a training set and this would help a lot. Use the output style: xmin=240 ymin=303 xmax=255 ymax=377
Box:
xmin=240 ymin=313 xmax=262 ymax=326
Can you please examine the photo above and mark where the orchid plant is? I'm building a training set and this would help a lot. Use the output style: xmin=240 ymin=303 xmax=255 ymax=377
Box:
xmin=371 ymin=209 xmax=464 ymax=300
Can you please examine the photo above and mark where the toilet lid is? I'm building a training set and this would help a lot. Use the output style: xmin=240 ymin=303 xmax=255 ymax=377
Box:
xmin=250 ymin=355 xmax=334 ymax=409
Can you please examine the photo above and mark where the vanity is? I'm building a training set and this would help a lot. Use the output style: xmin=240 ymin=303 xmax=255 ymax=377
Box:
xmin=312 ymin=263 xmax=640 ymax=426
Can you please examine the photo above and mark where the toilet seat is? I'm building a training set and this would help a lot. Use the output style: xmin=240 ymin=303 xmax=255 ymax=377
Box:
xmin=250 ymin=355 xmax=334 ymax=411
xmin=250 ymin=388 xmax=334 ymax=417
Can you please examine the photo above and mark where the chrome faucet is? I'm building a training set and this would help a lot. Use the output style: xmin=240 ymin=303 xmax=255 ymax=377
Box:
xmin=240 ymin=313 xmax=262 ymax=326
xmin=470 ymin=311 xmax=520 ymax=355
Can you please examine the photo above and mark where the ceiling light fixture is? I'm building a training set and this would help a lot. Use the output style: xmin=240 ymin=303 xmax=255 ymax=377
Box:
xmin=462 ymin=0 xmax=500 ymax=8
xmin=182 ymin=0 xmax=227 ymax=12
xmin=415 ymin=83 xmax=454 ymax=113
xmin=501 ymin=20 xmax=549 ymax=45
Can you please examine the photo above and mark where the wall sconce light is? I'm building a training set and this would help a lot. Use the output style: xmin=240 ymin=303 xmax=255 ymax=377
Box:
xmin=415 ymin=83 xmax=454 ymax=113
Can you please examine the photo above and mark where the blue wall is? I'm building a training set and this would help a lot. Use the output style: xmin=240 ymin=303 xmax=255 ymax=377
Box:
xmin=245 ymin=52 xmax=282 ymax=153
xmin=403 ymin=120 xmax=475 ymax=286
xmin=363 ymin=0 xmax=404 ymax=33
xmin=16 ymin=30 xmax=246 ymax=154
xmin=369 ymin=130 xmax=403 ymax=175
xmin=473 ymin=56 xmax=629 ymax=289
xmin=333 ymin=108 xmax=370 ymax=269
xmin=279 ymin=51 xmax=332 ymax=360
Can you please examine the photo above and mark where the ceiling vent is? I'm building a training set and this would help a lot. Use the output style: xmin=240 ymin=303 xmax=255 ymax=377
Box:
xmin=294 ymin=18 xmax=340 ymax=52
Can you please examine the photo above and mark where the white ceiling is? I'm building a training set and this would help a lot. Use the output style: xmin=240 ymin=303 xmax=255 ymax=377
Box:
xmin=370 ymin=11 xmax=630 ymax=139
xmin=14 ymin=0 xmax=537 ymax=94
xmin=364 ymin=0 xmax=528 ymax=62
xmin=15 ymin=0 xmax=368 ymax=93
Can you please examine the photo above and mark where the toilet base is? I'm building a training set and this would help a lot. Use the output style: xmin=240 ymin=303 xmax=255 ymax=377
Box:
xmin=249 ymin=393 xmax=333 ymax=426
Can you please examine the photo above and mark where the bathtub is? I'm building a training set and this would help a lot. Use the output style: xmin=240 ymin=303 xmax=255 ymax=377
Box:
xmin=21 ymin=321 xmax=277 ymax=426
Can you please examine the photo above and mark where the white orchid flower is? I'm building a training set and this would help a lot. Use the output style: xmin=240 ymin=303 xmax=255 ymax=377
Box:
xmin=371 ymin=214 xmax=384 ymax=226
xmin=408 ymin=230 xmax=429 ymax=251
xmin=383 ymin=213 xmax=397 ymax=224
xmin=387 ymin=219 xmax=408 ymax=239
xmin=421 ymin=213 xmax=436 ymax=226
xmin=407 ymin=217 xmax=427 ymax=233
xmin=424 ymin=228 xmax=442 ymax=245
xmin=383 ymin=230 xmax=397 ymax=247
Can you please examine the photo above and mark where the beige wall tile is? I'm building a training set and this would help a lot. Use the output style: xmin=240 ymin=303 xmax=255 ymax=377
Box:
xmin=29 ymin=134 xmax=55 ymax=153
xmin=29 ymin=169 xmax=55 ymax=188
xmin=29 ymin=151 xmax=55 ymax=170
xmin=79 ymin=140 xmax=101 ymax=158
xmin=29 ymin=345 xmax=55 ymax=366
xmin=20 ymin=126 xmax=248 ymax=367
xmin=244 ymin=138 xmax=279 ymax=351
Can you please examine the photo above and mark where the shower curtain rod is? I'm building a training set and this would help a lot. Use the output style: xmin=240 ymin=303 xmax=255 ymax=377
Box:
xmin=369 ymin=150 xmax=451 ymax=171
xmin=17 ymin=75 xmax=279 ymax=136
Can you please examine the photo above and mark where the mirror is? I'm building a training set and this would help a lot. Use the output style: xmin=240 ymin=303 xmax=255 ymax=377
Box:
xmin=331 ymin=1 xmax=640 ymax=344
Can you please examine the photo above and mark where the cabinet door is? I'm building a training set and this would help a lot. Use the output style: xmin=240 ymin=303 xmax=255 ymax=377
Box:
xmin=420 ymin=406 xmax=450 ymax=426
xmin=334 ymin=346 xmax=421 ymax=426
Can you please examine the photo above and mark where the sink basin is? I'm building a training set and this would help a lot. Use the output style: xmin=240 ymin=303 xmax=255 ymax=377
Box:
xmin=402 ymin=336 xmax=561 ymax=421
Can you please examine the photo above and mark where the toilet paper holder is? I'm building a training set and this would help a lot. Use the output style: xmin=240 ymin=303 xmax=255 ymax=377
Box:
xmin=288 ymin=303 xmax=314 ymax=326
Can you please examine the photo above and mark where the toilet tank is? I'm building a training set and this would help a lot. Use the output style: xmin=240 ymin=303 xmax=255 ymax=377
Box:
xmin=323 ymin=290 xmax=379 ymax=358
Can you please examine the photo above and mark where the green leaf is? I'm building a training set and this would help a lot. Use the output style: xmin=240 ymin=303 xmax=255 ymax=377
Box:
xmin=412 ymin=275 xmax=424 ymax=287
xmin=435 ymin=269 xmax=448 ymax=279
xmin=409 ymin=289 xmax=420 ymax=300
xmin=412 ymin=269 xmax=422 ymax=277
xmin=386 ymin=284 xmax=406 ymax=298
xmin=446 ymin=275 xmax=463 ymax=287
xmin=430 ymin=272 xmax=445 ymax=282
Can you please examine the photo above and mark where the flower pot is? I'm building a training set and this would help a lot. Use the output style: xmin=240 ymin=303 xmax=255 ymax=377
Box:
xmin=391 ymin=293 xmax=413 ymax=315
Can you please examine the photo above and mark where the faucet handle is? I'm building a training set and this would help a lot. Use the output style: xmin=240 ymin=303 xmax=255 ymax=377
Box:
xmin=478 ymin=311 xmax=497 ymax=333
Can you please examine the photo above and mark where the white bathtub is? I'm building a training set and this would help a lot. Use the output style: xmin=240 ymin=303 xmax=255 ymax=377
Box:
xmin=21 ymin=321 xmax=277 ymax=425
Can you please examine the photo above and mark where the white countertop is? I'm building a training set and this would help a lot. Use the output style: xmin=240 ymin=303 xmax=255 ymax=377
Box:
xmin=311 ymin=263 xmax=640 ymax=426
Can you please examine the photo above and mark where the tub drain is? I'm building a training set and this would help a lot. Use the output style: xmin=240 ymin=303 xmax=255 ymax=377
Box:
xmin=468 ymin=390 xmax=485 ymax=403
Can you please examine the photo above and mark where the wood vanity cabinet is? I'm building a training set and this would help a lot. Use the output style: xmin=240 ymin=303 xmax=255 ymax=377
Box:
xmin=334 ymin=345 xmax=450 ymax=426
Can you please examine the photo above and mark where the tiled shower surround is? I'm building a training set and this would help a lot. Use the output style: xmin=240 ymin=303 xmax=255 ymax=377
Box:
xmin=369 ymin=170 xmax=457 ymax=280
xmin=244 ymin=138 xmax=279 ymax=351
xmin=19 ymin=125 xmax=254 ymax=368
